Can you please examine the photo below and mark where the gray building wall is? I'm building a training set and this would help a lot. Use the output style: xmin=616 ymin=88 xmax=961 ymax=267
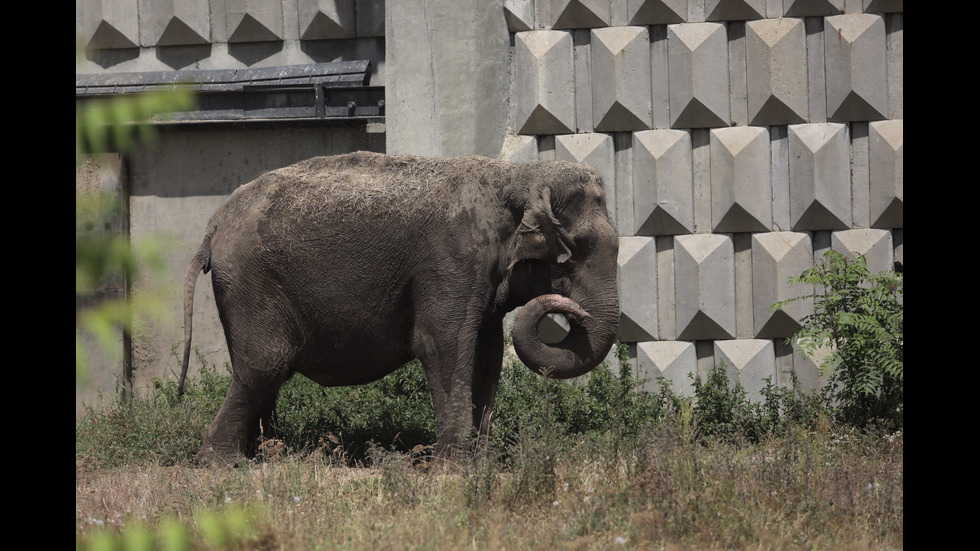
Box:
xmin=76 ymin=0 xmax=903 ymax=415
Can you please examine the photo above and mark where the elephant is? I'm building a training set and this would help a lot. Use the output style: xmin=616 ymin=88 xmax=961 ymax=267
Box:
xmin=179 ymin=151 xmax=620 ymax=463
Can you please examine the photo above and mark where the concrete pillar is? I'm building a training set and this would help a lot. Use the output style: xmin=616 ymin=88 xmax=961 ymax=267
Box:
xmin=385 ymin=0 xmax=510 ymax=157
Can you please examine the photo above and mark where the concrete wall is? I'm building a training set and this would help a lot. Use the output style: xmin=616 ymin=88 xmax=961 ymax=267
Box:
xmin=76 ymin=0 xmax=903 ymax=412
xmin=496 ymin=0 xmax=903 ymax=399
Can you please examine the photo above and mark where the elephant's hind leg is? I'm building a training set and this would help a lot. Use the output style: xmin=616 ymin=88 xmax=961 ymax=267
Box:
xmin=197 ymin=342 xmax=295 ymax=465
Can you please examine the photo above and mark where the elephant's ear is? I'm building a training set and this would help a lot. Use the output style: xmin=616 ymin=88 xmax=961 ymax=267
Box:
xmin=509 ymin=187 xmax=574 ymax=268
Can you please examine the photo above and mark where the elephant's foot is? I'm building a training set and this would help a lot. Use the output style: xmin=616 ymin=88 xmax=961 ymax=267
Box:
xmin=193 ymin=441 xmax=243 ymax=468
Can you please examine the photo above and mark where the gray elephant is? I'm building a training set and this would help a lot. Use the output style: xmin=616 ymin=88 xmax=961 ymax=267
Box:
xmin=179 ymin=152 xmax=620 ymax=463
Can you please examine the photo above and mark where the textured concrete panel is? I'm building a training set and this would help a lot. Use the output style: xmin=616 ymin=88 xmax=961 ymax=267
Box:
xmin=893 ymin=228 xmax=902 ymax=273
xmin=667 ymin=23 xmax=731 ymax=129
xmin=825 ymin=14 xmax=887 ymax=122
xmin=555 ymin=133 xmax=616 ymax=222
xmin=573 ymin=29 xmax=594 ymax=133
xmin=788 ymin=123 xmax=851 ymax=230
xmin=705 ymin=0 xmax=766 ymax=21
xmin=356 ymin=0 xmax=385 ymax=37
xmin=628 ymin=0 xmax=686 ymax=25
xmin=77 ymin=0 xmax=140 ymax=49
xmin=551 ymin=0 xmax=611 ymax=29
xmin=831 ymin=229 xmax=893 ymax=274
xmin=752 ymin=232 xmax=814 ymax=338
xmin=138 ymin=0 xmax=210 ymax=47
xmin=675 ymin=234 xmax=736 ymax=340
xmin=869 ymin=119 xmax=903 ymax=228
xmin=386 ymin=1 xmax=510 ymax=157
xmin=783 ymin=0 xmax=843 ymax=16
xmin=614 ymin=133 xmax=635 ymax=235
xmin=299 ymin=0 xmax=356 ymax=40
xmin=710 ymin=127 xmax=772 ymax=233
xmin=499 ymin=134 xmax=539 ymax=163
xmin=746 ymin=18 xmax=808 ymax=126
xmin=515 ymin=31 xmax=576 ymax=135
xmin=715 ymin=339 xmax=776 ymax=402
xmin=637 ymin=341 xmax=697 ymax=395
xmin=618 ymin=237 xmax=658 ymax=341
xmin=728 ymin=20 xmax=748 ymax=127
xmin=592 ymin=27 xmax=652 ymax=132
xmin=886 ymin=13 xmax=903 ymax=120
xmin=212 ymin=0 xmax=283 ymax=43
xmin=504 ymin=0 xmax=535 ymax=32
xmin=771 ymin=126 xmax=791 ymax=230
xmin=633 ymin=130 xmax=695 ymax=236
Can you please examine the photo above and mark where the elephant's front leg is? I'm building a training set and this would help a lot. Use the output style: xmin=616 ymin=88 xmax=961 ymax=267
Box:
xmin=415 ymin=316 xmax=494 ymax=457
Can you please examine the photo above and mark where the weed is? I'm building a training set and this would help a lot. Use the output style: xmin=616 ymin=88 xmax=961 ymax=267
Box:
xmin=774 ymin=251 xmax=903 ymax=430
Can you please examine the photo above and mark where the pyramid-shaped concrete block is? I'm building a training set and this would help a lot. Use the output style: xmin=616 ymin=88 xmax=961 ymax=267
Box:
xmin=714 ymin=339 xmax=775 ymax=403
xmin=299 ymin=0 xmax=356 ymax=40
xmin=825 ymin=14 xmax=887 ymax=122
xmin=870 ymin=120 xmax=903 ymax=229
xmin=710 ymin=127 xmax=773 ymax=233
xmin=78 ymin=0 xmax=139 ymax=50
xmin=213 ymin=1 xmax=283 ymax=43
xmin=515 ymin=31 xmax=576 ymax=136
xmin=637 ymin=341 xmax=697 ymax=395
xmin=500 ymin=134 xmax=539 ymax=163
xmin=618 ymin=237 xmax=658 ymax=342
xmin=137 ymin=1 xmax=209 ymax=47
xmin=592 ymin=26 xmax=652 ymax=132
xmin=752 ymin=232 xmax=815 ymax=339
xmin=675 ymin=234 xmax=735 ymax=340
xmin=633 ymin=130 xmax=694 ymax=236
xmin=504 ymin=0 xmax=534 ymax=32
xmin=788 ymin=123 xmax=851 ymax=230
xmin=551 ymin=0 xmax=611 ymax=29
xmin=831 ymin=229 xmax=894 ymax=274
xmin=667 ymin=23 xmax=731 ymax=129
xmin=556 ymin=133 xmax=616 ymax=222
xmin=746 ymin=18 xmax=808 ymax=126
xmin=627 ymin=0 xmax=686 ymax=25
xmin=783 ymin=0 xmax=843 ymax=17
xmin=705 ymin=0 xmax=765 ymax=22
xmin=781 ymin=341 xmax=829 ymax=393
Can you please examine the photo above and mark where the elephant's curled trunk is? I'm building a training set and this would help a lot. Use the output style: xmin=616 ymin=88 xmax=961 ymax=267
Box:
xmin=511 ymin=293 xmax=619 ymax=379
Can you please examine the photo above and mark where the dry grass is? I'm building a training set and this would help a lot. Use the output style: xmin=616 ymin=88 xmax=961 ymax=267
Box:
xmin=76 ymin=424 xmax=903 ymax=550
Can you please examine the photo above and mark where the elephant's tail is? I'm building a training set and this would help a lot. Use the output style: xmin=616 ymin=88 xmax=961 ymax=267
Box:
xmin=178 ymin=226 xmax=214 ymax=398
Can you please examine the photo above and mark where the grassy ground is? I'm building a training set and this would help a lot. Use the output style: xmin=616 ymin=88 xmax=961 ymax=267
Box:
xmin=76 ymin=396 xmax=903 ymax=550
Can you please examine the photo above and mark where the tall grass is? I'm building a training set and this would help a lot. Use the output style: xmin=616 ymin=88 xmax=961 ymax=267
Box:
xmin=77 ymin=348 xmax=902 ymax=550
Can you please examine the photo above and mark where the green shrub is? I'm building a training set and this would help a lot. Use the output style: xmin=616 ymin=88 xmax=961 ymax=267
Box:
xmin=272 ymin=359 xmax=436 ymax=459
xmin=75 ymin=356 xmax=229 ymax=468
xmin=774 ymin=251 xmax=903 ymax=430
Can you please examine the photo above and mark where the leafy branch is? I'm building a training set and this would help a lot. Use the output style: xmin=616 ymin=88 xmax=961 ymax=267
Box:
xmin=773 ymin=250 xmax=903 ymax=429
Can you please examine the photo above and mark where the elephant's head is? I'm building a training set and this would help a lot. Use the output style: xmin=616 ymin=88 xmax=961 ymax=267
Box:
xmin=503 ymin=162 xmax=620 ymax=379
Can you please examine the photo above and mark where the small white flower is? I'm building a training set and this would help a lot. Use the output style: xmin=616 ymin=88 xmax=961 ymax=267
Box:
xmin=224 ymin=496 xmax=232 ymax=503
xmin=583 ymin=496 xmax=590 ymax=503
xmin=294 ymin=496 xmax=301 ymax=503
xmin=615 ymin=536 xmax=627 ymax=545
xmin=552 ymin=500 xmax=559 ymax=508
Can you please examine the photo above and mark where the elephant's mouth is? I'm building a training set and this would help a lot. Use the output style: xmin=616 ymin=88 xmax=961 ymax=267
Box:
xmin=512 ymin=293 xmax=614 ymax=379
